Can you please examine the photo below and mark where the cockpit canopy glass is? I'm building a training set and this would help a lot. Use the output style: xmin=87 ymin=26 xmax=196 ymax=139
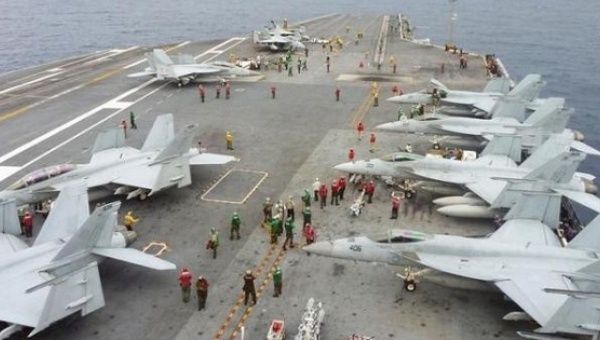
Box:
xmin=7 ymin=164 xmax=75 ymax=190
xmin=371 ymin=230 xmax=432 ymax=244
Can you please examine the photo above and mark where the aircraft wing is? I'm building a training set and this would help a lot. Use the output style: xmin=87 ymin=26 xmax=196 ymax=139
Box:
xmin=488 ymin=219 xmax=561 ymax=247
xmin=189 ymin=152 xmax=238 ymax=165
xmin=441 ymin=96 xmax=499 ymax=112
xmin=171 ymin=65 xmax=223 ymax=78
xmin=406 ymin=167 xmax=476 ymax=184
xmin=436 ymin=123 xmax=517 ymax=136
xmin=111 ymin=166 xmax=161 ymax=190
xmin=465 ymin=178 xmax=507 ymax=204
xmin=258 ymin=37 xmax=290 ymax=44
xmin=495 ymin=272 xmax=569 ymax=328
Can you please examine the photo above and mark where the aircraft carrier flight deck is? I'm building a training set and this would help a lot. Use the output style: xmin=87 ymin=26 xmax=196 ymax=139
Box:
xmin=0 ymin=14 xmax=526 ymax=340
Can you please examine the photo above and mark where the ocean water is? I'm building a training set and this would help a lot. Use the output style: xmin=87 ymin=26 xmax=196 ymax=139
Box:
xmin=1 ymin=0 xmax=599 ymax=220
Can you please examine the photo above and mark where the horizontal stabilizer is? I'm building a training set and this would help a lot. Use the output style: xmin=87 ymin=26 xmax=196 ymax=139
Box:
xmin=571 ymin=140 xmax=600 ymax=156
xmin=553 ymin=189 xmax=600 ymax=213
xmin=92 ymin=248 xmax=175 ymax=270
xmin=188 ymin=152 xmax=239 ymax=165
xmin=0 ymin=199 xmax=20 ymax=235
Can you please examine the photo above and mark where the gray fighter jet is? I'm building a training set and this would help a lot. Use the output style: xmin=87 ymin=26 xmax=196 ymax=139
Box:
xmin=128 ymin=49 xmax=260 ymax=86
xmin=387 ymin=74 xmax=545 ymax=116
xmin=377 ymin=97 xmax=595 ymax=155
xmin=0 ymin=185 xmax=175 ymax=338
xmin=252 ymin=22 xmax=307 ymax=52
xmin=304 ymin=193 xmax=600 ymax=339
xmin=0 ymin=114 xmax=238 ymax=206
xmin=333 ymin=134 xmax=600 ymax=218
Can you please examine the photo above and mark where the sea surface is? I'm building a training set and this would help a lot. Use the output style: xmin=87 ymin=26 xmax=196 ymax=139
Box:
xmin=1 ymin=0 xmax=599 ymax=220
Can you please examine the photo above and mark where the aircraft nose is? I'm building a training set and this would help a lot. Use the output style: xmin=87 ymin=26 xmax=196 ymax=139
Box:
xmin=303 ymin=241 xmax=334 ymax=257
xmin=386 ymin=95 xmax=406 ymax=103
xmin=376 ymin=121 xmax=401 ymax=132
xmin=333 ymin=161 xmax=359 ymax=173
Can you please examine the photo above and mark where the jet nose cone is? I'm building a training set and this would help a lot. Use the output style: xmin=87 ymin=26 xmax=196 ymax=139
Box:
xmin=386 ymin=95 xmax=405 ymax=103
xmin=333 ymin=161 xmax=361 ymax=173
xmin=303 ymin=241 xmax=334 ymax=257
xmin=376 ymin=121 xmax=401 ymax=132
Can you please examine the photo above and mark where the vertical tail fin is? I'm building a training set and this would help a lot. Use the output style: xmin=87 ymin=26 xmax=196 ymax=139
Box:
xmin=141 ymin=113 xmax=175 ymax=152
xmin=488 ymin=96 xmax=526 ymax=121
xmin=151 ymin=123 xmax=198 ymax=163
xmin=34 ymin=184 xmax=90 ymax=246
xmin=144 ymin=51 xmax=157 ymax=71
xmin=91 ymin=128 xmax=125 ymax=154
xmin=483 ymin=77 xmax=512 ymax=94
xmin=520 ymin=132 xmax=572 ymax=170
xmin=429 ymin=79 xmax=449 ymax=92
xmin=480 ymin=134 xmax=522 ymax=163
xmin=52 ymin=201 xmax=120 ymax=261
xmin=151 ymin=49 xmax=174 ymax=66
xmin=523 ymin=98 xmax=569 ymax=132
xmin=503 ymin=192 xmax=561 ymax=228
xmin=507 ymin=74 xmax=545 ymax=102
xmin=524 ymin=151 xmax=585 ymax=183
xmin=0 ymin=199 xmax=20 ymax=235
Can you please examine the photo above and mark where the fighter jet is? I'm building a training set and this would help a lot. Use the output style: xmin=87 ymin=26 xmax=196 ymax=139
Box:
xmin=0 ymin=185 xmax=175 ymax=338
xmin=377 ymin=97 xmax=594 ymax=155
xmin=127 ymin=49 xmax=260 ymax=86
xmin=0 ymin=114 xmax=238 ymax=206
xmin=252 ymin=24 xmax=306 ymax=52
xmin=387 ymin=74 xmax=545 ymax=116
xmin=333 ymin=134 xmax=600 ymax=218
xmin=304 ymin=193 xmax=600 ymax=339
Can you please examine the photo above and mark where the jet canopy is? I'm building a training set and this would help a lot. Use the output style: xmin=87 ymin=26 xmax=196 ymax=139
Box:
xmin=370 ymin=229 xmax=432 ymax=244
xmin=7 ymin=164 xmax=76 ymax=190
xmin=379 ymin=152 xmax=424 ymax=163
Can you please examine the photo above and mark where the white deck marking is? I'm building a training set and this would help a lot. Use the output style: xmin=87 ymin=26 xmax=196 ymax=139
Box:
xmin=0 ymin=38 xmax=247 ymax=171
xmin=201 ymin=169 xmax=268 ymax=204
xmin=122 ymin=41 xmax=191 ymax=70
xmin=19 ymin=83 xmax=168 ymax=171
xmin=193 ymin=37 xmax=246 ymax=61
xmin=0 ymin=79 xmax=156 ymax=165
xmin=0 ymin=70 xmax=65 ymax=95
xmin=0 ymin=166 xmax=22 ymax=183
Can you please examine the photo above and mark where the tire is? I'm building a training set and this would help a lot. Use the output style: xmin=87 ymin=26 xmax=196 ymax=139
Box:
xmin=405 ymin=191 xmax=413 ymax=199
xmin=405 ymin=281 xmax=416 ymax=292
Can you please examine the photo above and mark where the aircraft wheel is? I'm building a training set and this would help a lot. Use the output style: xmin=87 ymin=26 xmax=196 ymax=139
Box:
xmin=177 ymin=82 xmax=182 ymax=87
xmin=404 ymin=280 xmax=416 ymax=292
xmin=139 ymin=192 xmax=147 ymax=201
xmin=404 ymin=190 xmax=413 ymax=199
